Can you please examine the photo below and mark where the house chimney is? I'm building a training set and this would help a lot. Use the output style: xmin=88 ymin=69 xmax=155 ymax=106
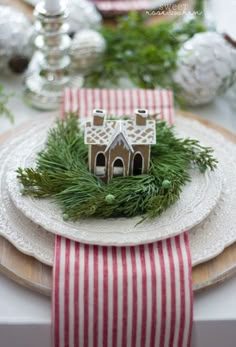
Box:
xmin=135 ymin=109 xmax=148 ymax=126
xmin=93 ymin=109 xmax=106 ymax=126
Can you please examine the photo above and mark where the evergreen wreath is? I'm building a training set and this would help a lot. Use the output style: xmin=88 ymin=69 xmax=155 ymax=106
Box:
xmin=17 ymin=114 xmax=217 ymax=221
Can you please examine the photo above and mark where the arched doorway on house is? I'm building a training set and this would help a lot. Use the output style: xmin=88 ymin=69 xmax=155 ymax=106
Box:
xmin=133 ymin=153 xmax=143 ymax=175
xmin=95 ymin=152 xmax=106 ymax=176
xmin=112 ymin=158 xmax=124 ymax=178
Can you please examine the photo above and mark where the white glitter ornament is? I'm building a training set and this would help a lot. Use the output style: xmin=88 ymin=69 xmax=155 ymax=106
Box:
xmin=0 ymin=6 xmax=34 ymax=74
xmin=66 ymin=0 xmax=102 ymax=36
xmin=173 ymin=32 xmax=236 ymax=106
xmin=70 ymin=30 xmax=106 ymax=74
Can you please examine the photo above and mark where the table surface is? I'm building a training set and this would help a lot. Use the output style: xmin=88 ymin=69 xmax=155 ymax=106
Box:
xmin=1 ymin=76 xmax=236 ymax=347
xmin=1 ymin=1 xmax=236 ymax=344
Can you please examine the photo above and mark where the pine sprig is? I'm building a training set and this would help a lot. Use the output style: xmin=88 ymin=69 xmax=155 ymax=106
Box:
xmin=84 ymin=13 xmax=206 ymax=92
xmin=37 ymin=115 xmax=87 ymax=173
xmin=17 ymin=114 xmax=218 ymax=221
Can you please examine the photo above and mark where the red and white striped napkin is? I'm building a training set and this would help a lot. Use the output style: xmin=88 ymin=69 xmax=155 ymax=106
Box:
xmin=53 ymin=88 xmax=193 ymax=347
xmin=62 ymin=88 xmax=174 ymax=124
xmin=91 ymin=0 xmax=154 ymax=15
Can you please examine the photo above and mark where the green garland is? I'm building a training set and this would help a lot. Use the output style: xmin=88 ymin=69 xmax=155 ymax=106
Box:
xmin=0 ymin=85 xmax=13 ymax=122
xmin=17 ymin=114 xmax=217 ymax=221
xmin=84 ymin=13 xmax=206 ymax=96
xmin=194 ymin=0 xmax=205 ymax=18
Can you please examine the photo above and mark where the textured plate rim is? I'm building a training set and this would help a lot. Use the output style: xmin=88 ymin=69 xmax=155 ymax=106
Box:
xmin=0 ymin=113 xmax=235 ymax=266
xmin=6 ymin=117 xmax=223 ymax=246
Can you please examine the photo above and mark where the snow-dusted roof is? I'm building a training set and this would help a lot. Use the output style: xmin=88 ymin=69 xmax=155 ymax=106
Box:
xmin=84 ymin=119 xmax=156 ymax=146
xmin=105 ymin=121 xmax=134 ymax=152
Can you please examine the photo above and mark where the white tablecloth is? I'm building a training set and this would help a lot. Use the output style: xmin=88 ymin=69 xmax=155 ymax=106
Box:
xmin=1 ymin=270 xmax=236 ymax=347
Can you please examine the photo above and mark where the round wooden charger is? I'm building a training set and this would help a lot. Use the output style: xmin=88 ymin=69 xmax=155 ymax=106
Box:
xmin=0 ymin=111 xmax=236 ymax=297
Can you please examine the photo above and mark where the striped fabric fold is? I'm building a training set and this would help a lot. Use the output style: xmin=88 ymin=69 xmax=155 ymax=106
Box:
xmin=52 ymin=88 xmax=193 ymax=347
xmin=91 ymin=0 xmax=155 ymax=14
xmin=62 ymin=88 xmax=174 ymax=125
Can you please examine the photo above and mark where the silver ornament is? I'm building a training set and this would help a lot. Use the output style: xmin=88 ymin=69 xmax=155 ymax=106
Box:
xmin=0 ymin=6 xmax=34 ymax=74
xmin=70 ymin=30 xmax=106 ymax=74
xmin=173 ymin=32 xmax=236 ymax=106
xmin=65 ymin=0 xmax=102 ymax=36
xmin=226 ymin=81 xmax=236 ymax=112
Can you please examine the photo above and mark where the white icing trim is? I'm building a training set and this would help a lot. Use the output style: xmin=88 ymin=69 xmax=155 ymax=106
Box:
xmin=93 ymin=109 xmax=106 ymax=117
xmin=105 ymin=121 xmax=134 ymax=153
xmin=135 ymin=108 xmax=148 ymax=118
xmin=84 ymin=119 xmax=156 ymax=145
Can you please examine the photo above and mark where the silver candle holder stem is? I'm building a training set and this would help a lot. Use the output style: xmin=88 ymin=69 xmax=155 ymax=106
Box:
xmin=24 ymin=2 xmax=71 ymax=110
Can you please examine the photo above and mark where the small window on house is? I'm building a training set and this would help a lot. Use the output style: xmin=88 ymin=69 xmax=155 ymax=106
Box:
xmin=113 ymin=158 xmax=124 ymax=177
xmin=95 ymin=153 xmax=106 ymax=176
xmin=133 ymin=153 xmax=143 ymax=175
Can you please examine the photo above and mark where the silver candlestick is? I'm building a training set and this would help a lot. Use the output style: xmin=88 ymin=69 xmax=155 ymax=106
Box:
xmin=24 ymin=2 xmax=73 ymax=110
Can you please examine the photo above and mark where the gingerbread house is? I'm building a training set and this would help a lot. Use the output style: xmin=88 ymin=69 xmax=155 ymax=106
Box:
xmin=84 ymin=109 xmax=156 ymax=182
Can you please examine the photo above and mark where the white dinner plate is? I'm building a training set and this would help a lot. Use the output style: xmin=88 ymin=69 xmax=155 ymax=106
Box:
xmin=0 ymin=115 xmax=235 ymax=266
xmin=6 ymin=115 xmax=222 ymax=245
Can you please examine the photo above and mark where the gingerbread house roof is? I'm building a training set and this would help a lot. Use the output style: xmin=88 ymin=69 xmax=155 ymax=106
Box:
xmin=84 ymin=119 xmax=156 ymax=146
xmin=105 ymin=121 xmax=134 ymax=152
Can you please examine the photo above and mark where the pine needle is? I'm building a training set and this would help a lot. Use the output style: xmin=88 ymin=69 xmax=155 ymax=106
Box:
xmin=84 ymin=13 xmax=206 ymax=95
xmin=17 ymin=114 xmax=218 ymax=221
